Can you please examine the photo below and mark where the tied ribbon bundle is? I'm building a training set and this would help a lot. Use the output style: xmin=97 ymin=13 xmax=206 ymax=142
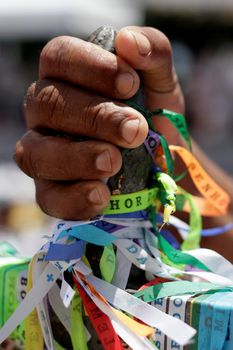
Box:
xmin=0 ymin=106 xmax=233 ymax=350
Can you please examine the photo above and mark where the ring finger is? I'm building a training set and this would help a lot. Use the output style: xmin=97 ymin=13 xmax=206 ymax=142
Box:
xmin=15 ymin=130 xmax=122 ymax=181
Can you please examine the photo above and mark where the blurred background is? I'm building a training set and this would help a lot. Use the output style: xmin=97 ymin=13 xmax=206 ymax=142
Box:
xmin=0 ymin=0 xmax=233 ymax=255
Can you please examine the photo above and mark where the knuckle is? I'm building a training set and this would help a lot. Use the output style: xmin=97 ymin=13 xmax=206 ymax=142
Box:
xmin=26 ymin=80 xmax=72 ymax=130
xmin=159 ymin=32 xmax=172 ymax=57
xmin=83 ymin=100 xmax=124 ymax=137
xmin=59 ymin=87 xmax=74 ymax=125
xmin=39 ymin=36 xmax=75 ymax=78
xmin=23 ymin=82 xmax=37 ymax=125
xmin=79 ymin=97 xmax=101 ymax=135
xmin=41 ymin=84 xmax=62 ymax=128
xmin=85 ymin=100 xmax=106 ymax=135
xmin=44 ymin=83 xmax=74 ymax=130
xmin=154 ymin=29 xmax=172 ymax=63
xmin=14 ymin=136 xmax=32 ymax=177
xmin=104 ymin=102 xmax=125 ymax=124
xmin=15 ymin=132 xmax=40 ymax=179
xmin=24 ymin=81 xmax=36 ymax=111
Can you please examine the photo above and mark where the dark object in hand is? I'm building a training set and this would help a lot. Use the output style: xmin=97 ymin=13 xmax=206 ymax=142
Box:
xmin=88 ymin=26 xmax=153 ymax=195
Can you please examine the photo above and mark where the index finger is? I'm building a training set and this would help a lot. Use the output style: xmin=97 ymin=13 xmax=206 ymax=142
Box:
xmin=39 ymin=35 xmax=140 ymax=100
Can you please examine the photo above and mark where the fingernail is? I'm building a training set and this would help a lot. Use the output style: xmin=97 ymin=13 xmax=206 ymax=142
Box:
xmin=88 ymin=188 xmax=102 ymax=204
xmin=96 ymin=150 xmax=112 ymax=172
xmin=115 ymin=72 xmax=135 ymax=96
xmin=128 ymin=30 xmax=151 ymax=56
xmin=121 ymin=118 xmax=140 ymax=144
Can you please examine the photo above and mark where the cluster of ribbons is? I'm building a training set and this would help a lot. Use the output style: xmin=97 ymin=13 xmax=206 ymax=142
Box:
xmin=0 ymin=107 xmax=233 ymax=350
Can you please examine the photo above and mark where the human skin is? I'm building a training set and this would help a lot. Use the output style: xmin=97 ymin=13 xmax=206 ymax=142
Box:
xmin=0 ymin=338 xmax=20 ymax=349
xmin=14 ymin=26 xmax=233 ymax=260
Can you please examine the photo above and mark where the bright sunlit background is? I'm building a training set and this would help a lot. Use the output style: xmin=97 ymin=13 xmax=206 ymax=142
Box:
xmin=0 ymin=0 xmax=233 ymax=255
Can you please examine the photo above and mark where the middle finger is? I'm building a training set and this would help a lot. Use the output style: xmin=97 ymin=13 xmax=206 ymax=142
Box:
xmin=24 ymin=80 xmax=148 ymax=149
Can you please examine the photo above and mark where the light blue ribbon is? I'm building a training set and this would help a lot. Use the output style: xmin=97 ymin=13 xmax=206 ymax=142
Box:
xmin=57 ymin=223 xmax=117 ymax=246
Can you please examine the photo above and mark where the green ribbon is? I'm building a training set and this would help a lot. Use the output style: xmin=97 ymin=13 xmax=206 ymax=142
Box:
xmin=0 ymin=259 xmax=29 ymax=343
xmin=103 ymin=187 xmax=158 ymax=215
xmin=158 ymin=232 xmax=209 ymax=271
xmin=159 ymin=134 xmax=175 ymax=176
xmin=153 ymin=109 xmax=192 ymax=150
xmin=0 ymin=242 xmax=18 ymax=257
xmin=125 ymin=103 xmax=191 ymax=151
xmin=148 ymin=202 xmax=207 ymax=271
xmin=125 ymin=102 xmax=192 ymax=176
xmin=134 ymin=280 xmax=232 ymax=303
xmin=126 ymin=101 xmax=177 ymax=176
xmin=175 ymin=193 xmax=187 ymax=211
xmin=189 ymin=294 xmax=209 ymax=350
xmin=179 ymin=187 xmax=202 ymax=251
xmin=99 ymin=244 xmax=116 ymax=283
xmin=54 ymin=340 xmax=65 ymax=350
xmin=71 ymin=292 xmax=88 ymax=350
xmin=125 ymin=100 xmax=155 ymax=131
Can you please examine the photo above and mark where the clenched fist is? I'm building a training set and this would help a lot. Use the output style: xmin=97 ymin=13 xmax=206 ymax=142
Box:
xmin=15 ymin=26 xmax=184 ymax=220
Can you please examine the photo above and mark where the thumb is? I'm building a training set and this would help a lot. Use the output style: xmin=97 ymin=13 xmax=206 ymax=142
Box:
xmin=115 ymin=26 xmax=185 ymax=117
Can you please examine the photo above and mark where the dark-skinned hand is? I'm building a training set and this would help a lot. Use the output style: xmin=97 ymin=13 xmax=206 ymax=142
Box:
xmin=15 ymin=26 xmax=184 ymax=220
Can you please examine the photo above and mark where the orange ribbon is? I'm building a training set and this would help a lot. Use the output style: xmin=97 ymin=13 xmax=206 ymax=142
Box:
xmin=170 ymin=145 xmax=230 ymax=216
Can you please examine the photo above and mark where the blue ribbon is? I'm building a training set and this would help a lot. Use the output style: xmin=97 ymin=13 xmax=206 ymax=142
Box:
xmin=160 ymin=230 xmax=180 ymax=249
xmin=104 ymin=209 xmax=149 ymax=220
xmin=45 ymin=239 xmax=85 ymax=261
xmin=57 ymin=223 xmax=117 ymax=246
xmin=198 ymin=292 xmax=231 ymax=350
xmin=201 ymin=223 xmax=233 ymax=237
